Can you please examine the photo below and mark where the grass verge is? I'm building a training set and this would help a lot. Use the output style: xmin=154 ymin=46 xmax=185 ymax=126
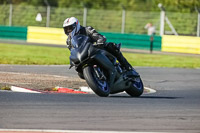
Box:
xmin=0 ymin=43 xmax=200 ymax=68
xmin=0 ymin=86 xmax=11 ymax=90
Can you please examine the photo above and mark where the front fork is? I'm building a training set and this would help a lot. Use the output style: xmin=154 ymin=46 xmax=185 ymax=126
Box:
xmin=91 ymin=53 xmax=116 ymax=89
xmin=93 ymin=65 xmax=106 ymax=81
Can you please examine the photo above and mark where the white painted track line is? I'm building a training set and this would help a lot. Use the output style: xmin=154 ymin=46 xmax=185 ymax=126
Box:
xmin=0 ymin=129 xmax=169 ymax=133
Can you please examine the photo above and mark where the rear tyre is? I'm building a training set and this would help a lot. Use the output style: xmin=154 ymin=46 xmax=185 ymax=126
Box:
xmin=83 ymin=66 xmax=110 ymax=97
xmin=125 ymin=77 xmax=144 ymax=97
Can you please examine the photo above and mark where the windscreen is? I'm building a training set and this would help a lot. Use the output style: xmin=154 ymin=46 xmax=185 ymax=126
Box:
xmin=71 ymin=35 xmax=90 ymax=48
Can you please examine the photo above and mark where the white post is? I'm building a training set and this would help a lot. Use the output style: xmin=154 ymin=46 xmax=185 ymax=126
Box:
xmin=46 ymin=5 xmax=50 ymax=27
xmin=160 ymin=10 xmax=165 ymax=36
xmin=197 ymin=12 xmax=200 ymax=37
xmin=9 ymin=3 xmax=13 ymax=26
xmin=83 ymin=7 xmax=87 ymax=27
xmin=165 ymin=16 xmax=178 ymax=36
xmin=121 ymin=9 xmax=126 ymax=34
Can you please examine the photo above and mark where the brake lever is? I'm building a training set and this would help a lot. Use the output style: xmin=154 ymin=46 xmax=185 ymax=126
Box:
xmin=69 ymin=65 xmax=74 ymax=69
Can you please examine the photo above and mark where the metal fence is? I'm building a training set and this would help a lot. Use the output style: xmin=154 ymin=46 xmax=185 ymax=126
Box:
xmin=0 ymin=4 xmax=199 ymax=36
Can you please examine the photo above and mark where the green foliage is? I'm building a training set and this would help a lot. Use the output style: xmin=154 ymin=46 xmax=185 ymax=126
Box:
xmin=0 ymin=4 xmax=198 ymax=35
xmin=0 ymin=0 xmax=199 ymax=12
xmin=87 ymin=9 xmax=122 ymax=32
xmin=0 ymin=0 xmax=199 ymax=35
xmin=0 ymin=5 xmax=9 ymax=25
xmin=152 ymin=0 xmax=200 ymax=13
xmin=164 ymin=12 xmax=197 ymax=36
xmin=50 ymin=7 xmax=84 ymax=28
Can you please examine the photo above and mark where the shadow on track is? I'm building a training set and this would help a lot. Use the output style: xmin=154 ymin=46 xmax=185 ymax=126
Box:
xmin=110 ymin=95 xmax=181 ymax=99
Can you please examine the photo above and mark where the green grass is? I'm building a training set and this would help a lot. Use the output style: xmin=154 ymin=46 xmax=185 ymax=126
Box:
xmin=0 ymin=43 xmax=70 ymax=65
xmin=0 ymin=43 xmax=200 ymax=68
xmin=123 ymin=52 xmax=200 ymax=68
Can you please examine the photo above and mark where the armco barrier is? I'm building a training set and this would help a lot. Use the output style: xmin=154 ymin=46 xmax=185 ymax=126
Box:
xmin=27 ymin=26 xmax=67 ymax=45
xmin=26 ymin=26 xmax=162 ymax=51
xmin=101 ymin=32 xmax=162 ymax=51
xmin=7 ymin=26 xmax=200 ymax=55
xmin=1 ymin=26 xmax=200 ymax=55
xmin=0 ymin=26 xmax=27 ymax=40
xmin=162 ymin=35 xmax=200 ymax=54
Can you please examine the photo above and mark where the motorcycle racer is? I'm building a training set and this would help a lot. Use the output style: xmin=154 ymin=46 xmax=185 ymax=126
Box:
xmin=63 ymin=17 xmax=134 ymax=73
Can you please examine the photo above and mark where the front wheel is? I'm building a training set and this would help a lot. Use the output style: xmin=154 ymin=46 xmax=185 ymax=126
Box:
xmin=83 ymin=66 xmax=110 ymax=97
xmin=125 ymin=77 xmax=144 ymax=97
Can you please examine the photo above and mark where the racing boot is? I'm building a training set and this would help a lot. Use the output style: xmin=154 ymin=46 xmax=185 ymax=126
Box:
xmin=116 ymin=52 xmax=139 ymax=77
xmin=104 ymin=42 xmax=139 ymax=77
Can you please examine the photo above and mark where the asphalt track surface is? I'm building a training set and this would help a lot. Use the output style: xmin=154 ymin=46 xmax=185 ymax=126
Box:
xmin=0 ymin=65 xmax=200 ymax=132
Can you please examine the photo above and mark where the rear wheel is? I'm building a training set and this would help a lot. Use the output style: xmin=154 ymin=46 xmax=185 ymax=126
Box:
xmin=83 ymin=66 xmax=110 ymax=97
xmin=125 ymin=77 xmax=144 ymax=97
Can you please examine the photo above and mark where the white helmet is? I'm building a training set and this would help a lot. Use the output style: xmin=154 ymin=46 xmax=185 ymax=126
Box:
xmin=63 ymin=17 xmax=80 ymax=37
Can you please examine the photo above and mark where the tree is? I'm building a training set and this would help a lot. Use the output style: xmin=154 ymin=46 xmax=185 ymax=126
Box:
xmin=0 ymin=0 xmax=199 ymax=12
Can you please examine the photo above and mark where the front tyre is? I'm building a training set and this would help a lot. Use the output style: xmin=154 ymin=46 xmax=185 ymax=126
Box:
xmin=126 ymin=77 xmax=144 ymax=97
xmin=83 ymin=66 xmax=110 ymax=97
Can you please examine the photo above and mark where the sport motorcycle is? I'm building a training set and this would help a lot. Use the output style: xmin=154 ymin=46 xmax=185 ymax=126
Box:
xmin=69 ymin=34 xmax=143 ymax=97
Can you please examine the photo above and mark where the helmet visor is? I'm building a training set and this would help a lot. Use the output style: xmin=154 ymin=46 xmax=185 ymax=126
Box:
xmin=64 ymin=25 xmax=74 ymax=35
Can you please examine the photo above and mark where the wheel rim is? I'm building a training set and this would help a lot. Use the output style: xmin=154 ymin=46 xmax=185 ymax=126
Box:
xmin=92 ymin=67 xmax=109 ymax=93
xmin=133 ymin=78 xmax=143 ymax=90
